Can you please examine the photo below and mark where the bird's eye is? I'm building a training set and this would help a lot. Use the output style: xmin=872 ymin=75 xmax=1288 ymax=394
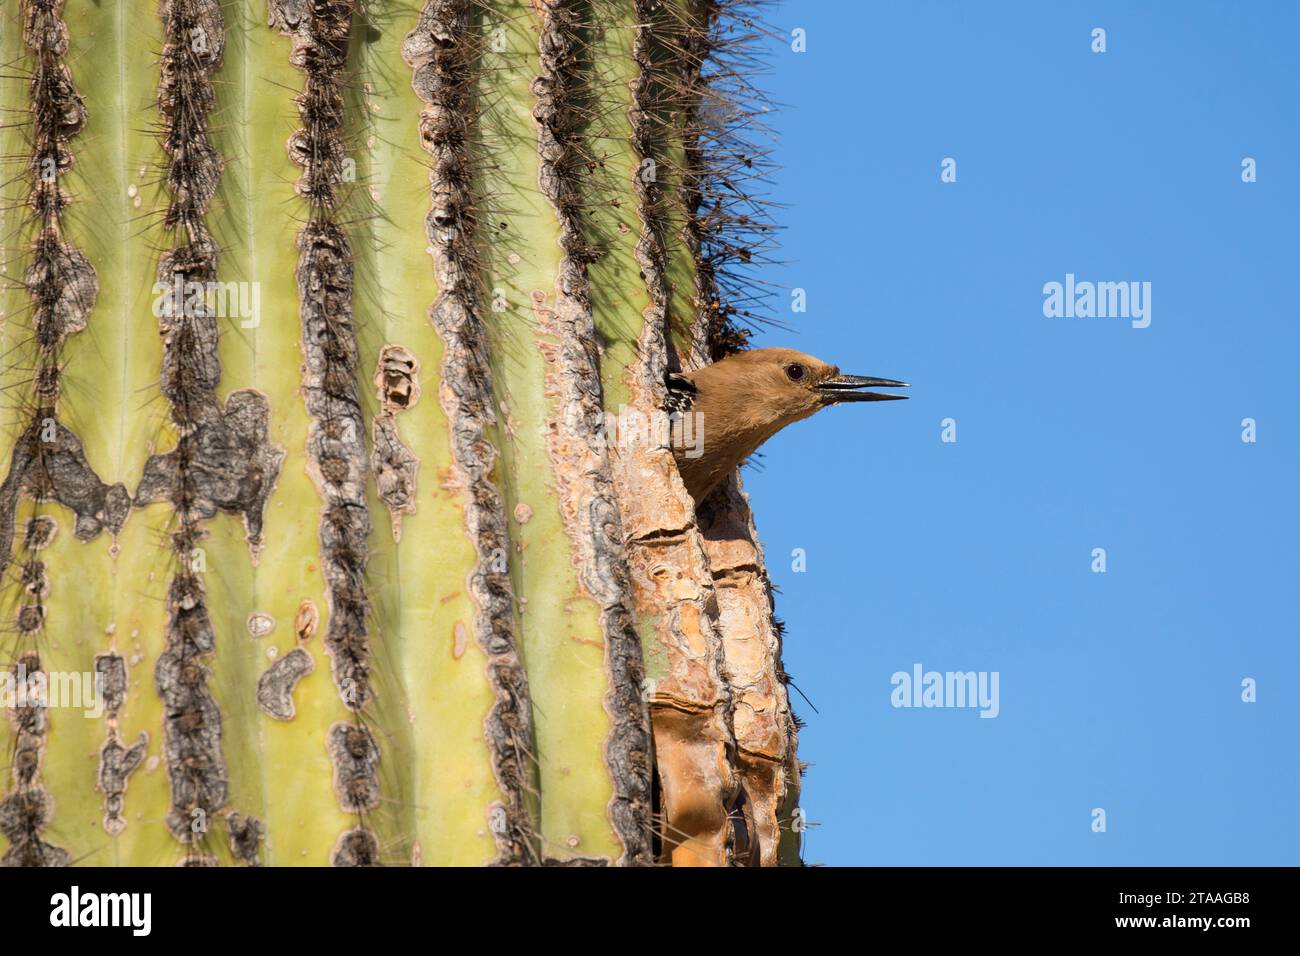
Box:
xmin=785 ymin=363 xmax=807 ymax=382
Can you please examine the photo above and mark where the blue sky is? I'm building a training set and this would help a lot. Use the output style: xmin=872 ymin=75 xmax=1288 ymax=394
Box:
xmin=741 ymin=1 xmax=1299 ymax=865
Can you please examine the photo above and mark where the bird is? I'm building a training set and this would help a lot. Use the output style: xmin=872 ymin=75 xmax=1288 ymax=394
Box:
xmin=665 ymin=347 xmax=908 ymax=501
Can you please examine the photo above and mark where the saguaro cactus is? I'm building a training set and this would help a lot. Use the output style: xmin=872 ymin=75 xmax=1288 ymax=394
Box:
xmin=0 ymin=0 xmax=799 ymax=866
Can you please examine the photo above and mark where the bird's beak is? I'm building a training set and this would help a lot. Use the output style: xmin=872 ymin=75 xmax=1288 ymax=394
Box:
xmin=816 ymin=374 xmax=910 ymax=403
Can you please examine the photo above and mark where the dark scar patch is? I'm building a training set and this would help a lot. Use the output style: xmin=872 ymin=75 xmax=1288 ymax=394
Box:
xmin=134 ymin=389 xmax=285 ymax=553
xmin=256 ymin=647 xmax=314 ymax=720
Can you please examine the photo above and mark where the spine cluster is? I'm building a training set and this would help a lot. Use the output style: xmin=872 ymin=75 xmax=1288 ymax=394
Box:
xmin=678 ymin=0 xmax=803 ymax=865
xmin=139 ymin=0 xmax=284 ymax=863
xmin=271 ymin=0 xmax=380 ymax=866
xmin=678 ymin=0 xmax=781 ymax=361
xmin=532 ymin=0 xmax=654 ymax=865
xmin=402 ymin=0 xmax=540 ymax=865
xmin=0 ymin=0 xmax=112 ymax=868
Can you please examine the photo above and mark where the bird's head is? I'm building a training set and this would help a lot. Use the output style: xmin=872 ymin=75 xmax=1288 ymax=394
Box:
xmin=696 ymin=347 xmax=908 ymax=429
xmin=667 ymin=347 xmax=908 ymax=500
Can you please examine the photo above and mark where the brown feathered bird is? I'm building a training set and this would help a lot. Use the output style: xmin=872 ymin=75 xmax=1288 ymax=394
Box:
xmin=666 ymin=347 xmax=908 ymax=501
